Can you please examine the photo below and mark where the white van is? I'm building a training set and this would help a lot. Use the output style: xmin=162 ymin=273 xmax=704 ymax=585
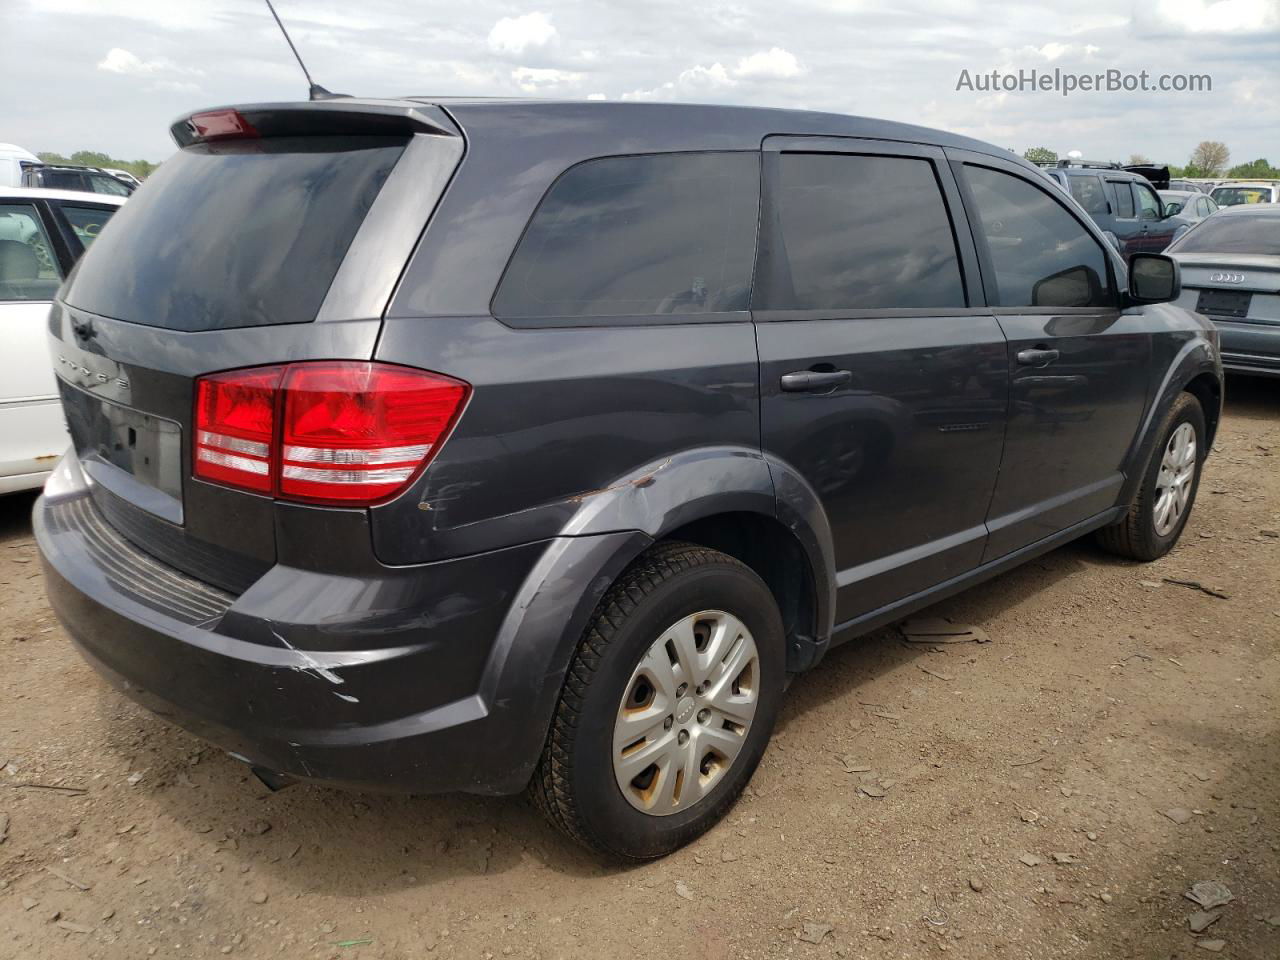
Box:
xmin=0 ymin=143 xmax=40 ymax=188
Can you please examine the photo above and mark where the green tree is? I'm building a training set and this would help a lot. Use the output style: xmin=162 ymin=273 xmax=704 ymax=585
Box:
xmin=1226 ymin=158 xmax=1280 ymax=179
xmin=33 ymin=149 xmax=160 ymax=180
xmin=1023 ymin=146 xmax=1057 ymax=164
xmin=1128 ymin=153 xmax=1151 ymax=165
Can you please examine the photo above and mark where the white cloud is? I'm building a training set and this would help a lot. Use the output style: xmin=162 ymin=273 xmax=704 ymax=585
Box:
xmin=487 ymin=12 xmax=558 ymax=56
xmin=622 ymin=62 xmax=736 ymax=101
xmin=734 ymin=47 xmax=805 ymax=79
xmin=96 ymin=47 xmax=203 ymax=92
xmin=587 ymin=92 xmax=608 ymax=100
xmin=98 ymin=47 xmax=167 ymax=75
xmin=511 ymin=66 xmax=583 ymax=92
xmin=1156 ymin=0 xmax=1280 ymax=32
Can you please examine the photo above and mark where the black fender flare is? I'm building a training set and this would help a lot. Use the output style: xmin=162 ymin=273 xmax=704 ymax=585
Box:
xmin=1118 ymin=335 xmax=1221 ymax=509
xmin=473 ymin=446 xmax=837 ymax=790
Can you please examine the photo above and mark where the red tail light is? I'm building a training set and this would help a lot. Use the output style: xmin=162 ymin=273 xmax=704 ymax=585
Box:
xmin=193 ymin=362 xmax=469 ymax=505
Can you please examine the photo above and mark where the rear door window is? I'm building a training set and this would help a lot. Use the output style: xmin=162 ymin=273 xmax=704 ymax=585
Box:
xmin=0 ymin=203 xmax=61 ymax=301
xmin=755 ymin=152 xmax=966 ymax=310
xmin=960 ymin=165 xmax=1112 ymax=309
xmin=493 ymin=152 xmax=759 ymax=320
xmin=62 ymin=136 xmax=406 ymax=331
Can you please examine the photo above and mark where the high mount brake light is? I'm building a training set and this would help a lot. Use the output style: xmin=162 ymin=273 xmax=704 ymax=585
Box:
xmin=186 ymin=109 xmax=259 ymax=141
xmin=193 ymin=362 xmax=469 ymax=505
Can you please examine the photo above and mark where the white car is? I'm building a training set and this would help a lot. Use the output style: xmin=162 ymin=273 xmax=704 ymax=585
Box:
xmin=0 ymin=143 xmax=40 ymax=188
xmin=1 ymin=187 xmax=125 ymax=493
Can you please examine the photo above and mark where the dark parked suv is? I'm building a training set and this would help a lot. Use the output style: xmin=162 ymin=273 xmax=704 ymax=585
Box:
xmin=35 ymin=99 xmax=1222 ymax=859
xmin=1040 ymin=160 xmax=1192 ymax=255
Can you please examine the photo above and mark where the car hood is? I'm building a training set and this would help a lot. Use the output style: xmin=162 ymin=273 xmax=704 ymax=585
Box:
xmin=1167 ymin=252 xmax=1280 ymax=270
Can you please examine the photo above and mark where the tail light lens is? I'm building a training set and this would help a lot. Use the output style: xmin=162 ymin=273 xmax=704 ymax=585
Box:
xmin=194 ymin=366 xmax=283 ymax=493
xmin=193 ymin=362 xmax=469 ymax=505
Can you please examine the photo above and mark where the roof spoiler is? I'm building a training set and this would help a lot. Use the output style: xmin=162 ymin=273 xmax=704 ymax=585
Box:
xmin=1123 ymin=164 xmax=1171 ymax=190
xmin=169 ymin=99 xmax=459 ymax=148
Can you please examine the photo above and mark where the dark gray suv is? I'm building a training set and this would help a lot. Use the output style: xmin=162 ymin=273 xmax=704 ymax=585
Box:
xmin=35 ymin=98 xmax=1222 ymax=859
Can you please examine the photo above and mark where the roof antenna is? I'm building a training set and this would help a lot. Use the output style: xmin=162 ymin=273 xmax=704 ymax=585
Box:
xmin=262 ymin=0 xmax=348 ymax=101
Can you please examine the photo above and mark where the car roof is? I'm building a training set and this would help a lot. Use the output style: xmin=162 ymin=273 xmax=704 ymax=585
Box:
xmin=0 ymin=186 xmax=127 ymax=205
xmin=1159 ymin=190 xmax=1197 ymax=197
xmin=390 ymin=97 xmax=1021 ymax=160
xmin=1212 ymin=181 xmax=1280 ymax=188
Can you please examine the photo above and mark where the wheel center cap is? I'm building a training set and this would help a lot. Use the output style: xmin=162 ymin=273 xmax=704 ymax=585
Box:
xmin=675 ymin=696 xmax=696 ymax=724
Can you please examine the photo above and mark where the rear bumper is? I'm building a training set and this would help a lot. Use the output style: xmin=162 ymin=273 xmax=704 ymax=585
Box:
xmin=34 ymin=464 xmax=645 ymax=795
xmin=1214 ymin=319 xmax=1280 ymax=377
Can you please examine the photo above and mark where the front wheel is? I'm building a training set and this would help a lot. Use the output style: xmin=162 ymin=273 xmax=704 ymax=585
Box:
xmin=530 ymin=542 xmax=784 ymax=859
xmin=1096 ymin=391 xmax=1206 ymax=561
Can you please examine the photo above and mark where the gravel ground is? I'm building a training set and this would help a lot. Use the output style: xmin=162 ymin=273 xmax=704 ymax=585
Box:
xmin=1 ymin=376 xmax=1277 ymax=960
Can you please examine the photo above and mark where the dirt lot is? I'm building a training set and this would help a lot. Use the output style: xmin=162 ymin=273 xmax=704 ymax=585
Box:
xmin=1 ymin=377 xmax=1277 ymax=960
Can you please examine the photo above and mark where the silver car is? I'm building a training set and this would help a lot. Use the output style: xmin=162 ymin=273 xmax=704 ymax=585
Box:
xmin=1167 ymin=204 xmax=1280 ymax=378
xmin=1159 ymin=189 xmax=1218 ymax=224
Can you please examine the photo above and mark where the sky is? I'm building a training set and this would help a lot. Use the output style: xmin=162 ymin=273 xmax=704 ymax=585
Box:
xmin=5 ymin=0 xmax=1278 ymax=166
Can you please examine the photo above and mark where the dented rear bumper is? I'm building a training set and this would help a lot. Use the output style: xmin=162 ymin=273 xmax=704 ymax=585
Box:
xmin=32 ymin=463 xmax=573 ymax=795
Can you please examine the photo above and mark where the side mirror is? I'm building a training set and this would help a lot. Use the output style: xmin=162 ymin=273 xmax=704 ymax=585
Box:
xmin=1128 ymin=253 xmax=1181 ymax=304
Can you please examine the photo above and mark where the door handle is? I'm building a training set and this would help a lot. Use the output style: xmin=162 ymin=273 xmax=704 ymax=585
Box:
xmin=1016 ymin=347 xmax=1060 ymax=366
xmin=780 ymin=369 xmax=853 ymax=392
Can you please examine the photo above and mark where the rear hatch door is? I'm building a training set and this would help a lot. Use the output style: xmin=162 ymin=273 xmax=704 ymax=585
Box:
xmin=50 ymin=101 xmax=462 ymax=592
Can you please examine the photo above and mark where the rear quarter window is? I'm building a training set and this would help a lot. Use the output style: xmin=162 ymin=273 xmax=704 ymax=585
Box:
xmin=63 ymin=136 xmax=405 ymax=331
xmin=492 ymin=152 xmax=760 ymax=321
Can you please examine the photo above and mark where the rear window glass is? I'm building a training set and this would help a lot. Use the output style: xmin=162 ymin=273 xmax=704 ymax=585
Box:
xmin=63 ymin=136 xmax=405 ymax=331
xmin=1210 ymin=186 xmax=1276 ymax=206
xmin=755 ymin=153 xmax=966 ymax=311
xmin=493 ymin=152 xmax=759 ymax=319
xmin=1170 ymin=215 xmax=1280 ymax=256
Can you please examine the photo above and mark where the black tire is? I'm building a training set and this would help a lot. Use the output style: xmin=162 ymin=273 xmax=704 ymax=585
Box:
xmin=1096 ymin=391 xmax=1206 ymax=561
xmin=530 ymin=541 xmax=785 ymax=860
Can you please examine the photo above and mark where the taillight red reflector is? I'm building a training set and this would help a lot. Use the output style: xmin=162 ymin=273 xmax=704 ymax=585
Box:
xmin=192 ymin=362 xmax=469 ymax=505
xmin=186 ymin=109 xmax=259 ymax=141
xmin=193 ymin=366 xmax=283 ymax=493
xmin=280 ymin=363 xmax=468 ymax=503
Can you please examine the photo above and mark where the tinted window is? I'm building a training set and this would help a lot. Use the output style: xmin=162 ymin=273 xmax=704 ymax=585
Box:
xmin=494 ymin=153 xmax=759 ymax=319
xmin=1110 ymin=181 xmax=1135 ymax=217
xmin=1068 ymin=175 xmax=1108 ymax=214
xmin=63 ymin=136 xmax=405 ymax=331
xmin=41 ymin=170 xmax=86 ymax=191
xmin=0 ymin=203 xmax=61 ymax=300
xmin=1135 ymin=183 xmax=1162 ymax=220
xmin=87 ymin=173 xmax=131 ymax=196
xmin=755 ymin=153 xmax=965 ymax=310
xmin=962 ymin=165 xmax=1111 ymax=308
xmin=59 ymin=203 xmax=118 ymax=250
xmin=1170 ymin=215 xmax=1280 ymax=256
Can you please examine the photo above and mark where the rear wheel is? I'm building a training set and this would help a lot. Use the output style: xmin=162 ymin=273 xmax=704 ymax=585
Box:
xmin=1096 ymin=391 xmax=1205 ymax=561
xmin=531 ymin=542 xmax=784 ymax=859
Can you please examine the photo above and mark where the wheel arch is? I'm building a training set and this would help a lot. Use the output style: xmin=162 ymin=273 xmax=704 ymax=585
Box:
xmin=1119 ymin=338 xmax=1222 ymax=508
